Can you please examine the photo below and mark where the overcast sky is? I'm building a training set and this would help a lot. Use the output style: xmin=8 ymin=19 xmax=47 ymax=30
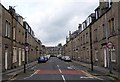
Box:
xmin=1 ymin=0 xmax=99 ymax=46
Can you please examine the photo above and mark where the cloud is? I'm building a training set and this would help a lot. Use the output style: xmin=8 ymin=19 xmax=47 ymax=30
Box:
xmin=2 ymin=0 xmax=99 ymax=46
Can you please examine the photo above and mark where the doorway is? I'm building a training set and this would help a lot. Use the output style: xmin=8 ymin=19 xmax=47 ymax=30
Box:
xmin=19 ymin=48 xmax=22 ymax=66
xmin=5 ymin=50 xmax=8 ymax=70
xmin=104 ymin=48 xmax=107 ymax=67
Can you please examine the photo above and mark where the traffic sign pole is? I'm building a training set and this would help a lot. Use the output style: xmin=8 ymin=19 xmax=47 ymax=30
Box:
xmin=106 ymin=42 xmax=113 ymax=74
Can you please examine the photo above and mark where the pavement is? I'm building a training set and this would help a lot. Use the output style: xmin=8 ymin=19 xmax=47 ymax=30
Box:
xmin=72 ymin=60 xmax=120 ymax=81
xmin=2 ymin=61 xmax=38 ymax=81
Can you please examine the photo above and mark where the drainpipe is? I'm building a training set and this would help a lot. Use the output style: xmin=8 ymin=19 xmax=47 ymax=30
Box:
xmin=24 ymin=29 xmax=28 ymax=73
xmin=11 ymin=11 xmax=14 ymax=70
xmin=71 ymin=40 xmax=73 ymax=60
xmin=90 ymin=25 xmax=93 ymax=71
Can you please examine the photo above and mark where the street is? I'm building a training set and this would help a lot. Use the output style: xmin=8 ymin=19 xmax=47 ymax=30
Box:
xmin=8 ymin=57 xmax=115 ymax=82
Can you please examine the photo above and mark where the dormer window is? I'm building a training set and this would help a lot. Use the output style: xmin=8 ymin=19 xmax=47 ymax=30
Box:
xmin=86 ymin=17 xmax=92 ymax=26
xmin=81 ymin=23 xmax=84 ymax=30
xmin=104 ymin=0 xmax=112 ymax=8
xmin=108 ymin=0 xmax=112 ymax=8
xmin=26 ymin=24 xmax=29 ymax=30
xmin=95 ymin=10 xmax=99 ymax=19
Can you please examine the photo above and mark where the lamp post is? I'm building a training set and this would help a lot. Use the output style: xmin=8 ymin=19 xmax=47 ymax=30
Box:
xmin=90 ymin=25 xmax=93 ymax=71
xmin=106 ymin=42 xmax=113 ymax=73
xmin=24 ymin=43 xmax=29 ymax=73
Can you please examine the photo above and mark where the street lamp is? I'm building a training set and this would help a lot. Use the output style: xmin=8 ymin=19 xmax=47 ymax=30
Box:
xmin=24 ymin=43 xmax=29 ymax=73
xmin=90 ymin=25 xmax=93 ymax=71
xmin=106 ymin=42 xmax=114 ymax=73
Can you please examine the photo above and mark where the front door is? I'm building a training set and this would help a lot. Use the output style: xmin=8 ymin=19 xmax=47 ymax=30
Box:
xmin=104 ymin=48 xmax=107 ymax=67
xmin=5 ymin=50 xmax=8 ymax=70
xmin=19 ymin=48 xmax=22 ymax=66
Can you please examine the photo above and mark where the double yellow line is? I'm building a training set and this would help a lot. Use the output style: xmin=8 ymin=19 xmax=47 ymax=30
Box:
xmin=81 ymin=70 xmax=103 ymax=80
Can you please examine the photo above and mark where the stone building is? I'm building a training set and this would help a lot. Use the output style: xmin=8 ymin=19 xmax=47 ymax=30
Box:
xmin=0 ymin=4 xmax=2 ymax=70
xmin=23 ymin=21 xmax=43 ymax=63
xmin=0 ymin=4 xmax=42 ymax=72
xmin=91 ymin=1 xmax=120 ymax=72
xmin=45 ymin=43 xmax=63 ymax=57
xmin=64 ymin=1 xmax=120 ymax=72
xmin=46 ymin=46 xmax=58 ymax=56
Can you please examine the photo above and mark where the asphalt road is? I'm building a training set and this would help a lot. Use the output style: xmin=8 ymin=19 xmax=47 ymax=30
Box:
xmin=10 ymin=57 xmax=115 ymax=82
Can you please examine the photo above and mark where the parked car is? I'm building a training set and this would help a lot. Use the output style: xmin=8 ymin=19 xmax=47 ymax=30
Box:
xmin=37 ymin=56 xmax=47 ymax=63
xmin=46 ymin=55 xmax=51 ymax=59
xmin=61 ymin=56 xmax=65 ymax=60
xmin=64 ymin=56 xmax=71 ymax=62
xmin=57 ymin=54 xmax=62 ymax=59
xmin=44 ymin=55 xmax=50 ymax=61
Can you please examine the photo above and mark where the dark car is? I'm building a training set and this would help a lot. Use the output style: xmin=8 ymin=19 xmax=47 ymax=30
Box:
xmin=37 ymin=56 xmax=46 ymax=63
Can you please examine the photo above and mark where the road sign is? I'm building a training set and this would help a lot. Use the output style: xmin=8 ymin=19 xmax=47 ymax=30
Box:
xmin=106 ymin=42 xmax=113 ymax=49
xmin=25 ymin=46 xmax=29 ymax=51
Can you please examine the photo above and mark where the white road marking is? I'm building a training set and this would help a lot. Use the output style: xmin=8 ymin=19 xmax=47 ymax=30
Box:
xmin=57 ymin=64 xmax=65 ymax=82
xmin=31 ymin=66 xmax=36 ymax=69
xmin=9 ymin=77 xmax=16 ymax=81
xmin=62 ymin=75 xmax=66 ymax=82
xmin=24 ymin=76 xmax=30 ymax=79
xmin=30 ymin=73 xmax=34 ymax=77
xmin=57 ymin=65 xmax=59 ymax=67
xmin=24 ymin=73 xmax=35 ymax=79
xmin=67 ymin=67 xmax=72 ymax=69
xmin=57 ymin=65 xmax=62 ymax=73
xmin=80 ymin=76 xmax=94 ymax=79
xmin=70 ymin=65 xmax=79 ymax=70
xmin=59 ymin=68 xmax=62 ymax=73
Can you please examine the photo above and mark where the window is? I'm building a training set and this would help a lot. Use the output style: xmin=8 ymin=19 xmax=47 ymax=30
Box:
xmin=95 ymin=10 xmax=99 ymax=19
xmin=22 ymin=49 xmax=25 ymax=61
xmin=7 ymin=21 xmax=10 ymax=37
xmin=95 ymin=11 xmax=98 ymax=19
xmin=89 ymin=17 xmax=92 ymax=24
xmin=13 ymin=47 xmax=17 ymax=63
xmin=111 ymin=47 xmax=116 ymax=62
xmin=84 ymin=22 xmax=87 ymax=29
xmin=28 ymin=28 xmax=30 ymax=33
xmin=94 ymin=29 xmax=98 ymax=42
xmin=5 ymin=21 xmax=11 ymax=37
xmin=83 ymin=35 xmax=85 ymax=44
xmin=108 ymin=20 xmax=112 ymax=35
xmin=108 ymin=0 xmax=112 ymax=8
xmin=26 ymin=24 xmax=29 ymax=30
xmin=86 ymin=17 xmax=90 ymax=26
xmin=105 ymin=0 xmax=109 ymax=8
xmin=81 ymin=37 xmax=82 ymax=45
xmin=81 ymin=24 xmax=84 ymax=30
xmin=13 ymin=27 xmax=16 ymax=40
xmin=95 ymin=50 xmax=98 ymax=61
xmin=103 ymin=24 xmax=106 ymax=38
xmin=5 ymin=49 xmax=8 ymax=70
xmin=82 ymin=22 xmax=86 ymax=30
xmin=111 ymin=18 xmax=115 ymax=32
xmin=86 ymin=33 xmax=88 ymax=43
xmin=5 ymin=21 xmax=8 ymax=36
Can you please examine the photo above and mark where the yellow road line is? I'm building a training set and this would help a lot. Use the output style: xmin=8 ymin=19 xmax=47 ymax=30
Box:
xmin=10 ymin=77 xmax=16 ymax=81
xmin=34 ymin=70 xmax=40 ymax=74
xmin=81 ymin=70 xmax=103 ymax=80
